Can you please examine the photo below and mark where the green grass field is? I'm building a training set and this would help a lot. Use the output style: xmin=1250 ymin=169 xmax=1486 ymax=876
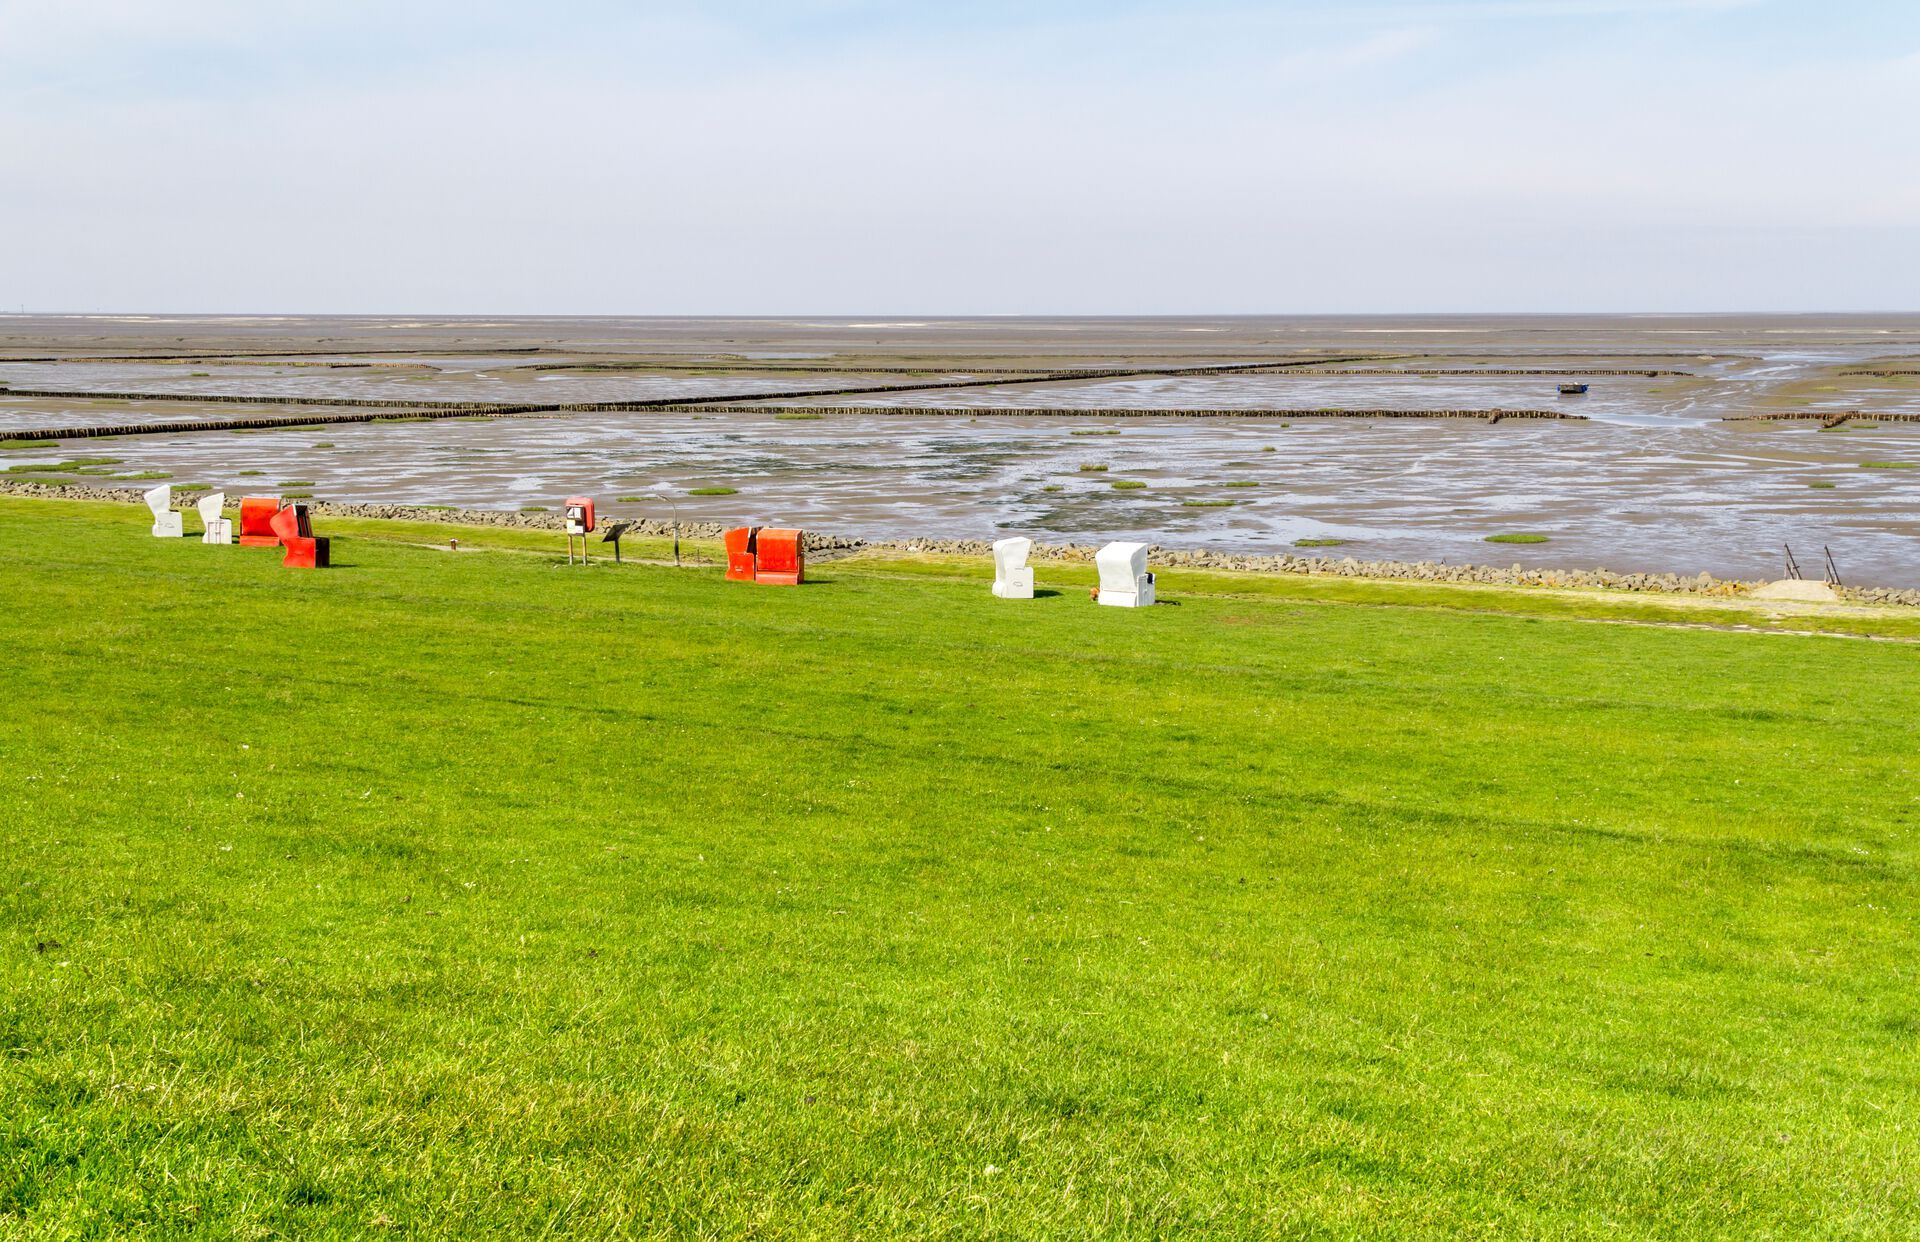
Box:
xmin=3 ymin=496 xmax=1919 ymax=1237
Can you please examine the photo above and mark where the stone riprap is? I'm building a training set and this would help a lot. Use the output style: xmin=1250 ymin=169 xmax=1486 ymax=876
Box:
xmin=8 ymin=478 xmax=1915 ymax=607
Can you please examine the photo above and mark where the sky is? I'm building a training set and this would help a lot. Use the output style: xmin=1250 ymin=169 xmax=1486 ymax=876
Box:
xmin=1 ymin=0 xmax=1915 ymax=314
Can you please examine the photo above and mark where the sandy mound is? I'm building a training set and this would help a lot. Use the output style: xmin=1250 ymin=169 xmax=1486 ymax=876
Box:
xmin=1749 ymin=579 xmax=1842 ymax=603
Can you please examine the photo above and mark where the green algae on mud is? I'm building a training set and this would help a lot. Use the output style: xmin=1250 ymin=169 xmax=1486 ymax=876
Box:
xmin=5 ymin=457 xmax=120 ymax=473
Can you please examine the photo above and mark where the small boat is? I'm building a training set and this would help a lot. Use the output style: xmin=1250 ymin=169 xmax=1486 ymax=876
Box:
xmin=1558 ymin=382 xmax=1589 ymax=395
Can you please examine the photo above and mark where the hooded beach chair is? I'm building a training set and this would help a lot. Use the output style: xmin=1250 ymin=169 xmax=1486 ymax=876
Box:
xmin=992 ymin=537 xmax=1034 ymax=599
xmin=269 ymin=503 xmax=330 ymax=569
xmin=237 ymin=496 xmax=282 ymax=546
xmin=145 ymin=484 xmax=183 ymax=537
xmin=1095 ymin=541 xmax=1155 ymax=608
xmin=198 ymin=492 xmax=231 ymax=544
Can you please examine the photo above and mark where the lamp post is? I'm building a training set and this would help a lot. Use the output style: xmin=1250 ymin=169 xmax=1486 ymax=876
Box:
xmin=639 ymin=488 xmax=684 ymax=566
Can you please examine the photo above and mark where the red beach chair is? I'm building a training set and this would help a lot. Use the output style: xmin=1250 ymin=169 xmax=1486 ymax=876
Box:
xmin=724 ymin=526 xmax=758 ymax=581
xmin=269 ymin=503 xmax=330 ymax=569
xmin=754 ymin=529 xmax=805 ymax=586
xmin=237 ymin=496 xmax=282 ymax=546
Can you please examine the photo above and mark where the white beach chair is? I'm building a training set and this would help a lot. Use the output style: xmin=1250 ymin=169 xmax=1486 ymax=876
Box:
xmin=1095 ymin=541 xmax=1155 ymax=608
xmin=992 ymin=537 xmax=1035 ymax=599
xmin=145 ymin=484 xmax=183 ymax=537
xmin=198 ymin=491 xmax=231 ymax=544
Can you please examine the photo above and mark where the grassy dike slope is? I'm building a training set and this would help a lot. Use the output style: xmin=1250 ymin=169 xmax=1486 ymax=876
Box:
xmin=2 ymin=497 xmax=1918 ymax=1238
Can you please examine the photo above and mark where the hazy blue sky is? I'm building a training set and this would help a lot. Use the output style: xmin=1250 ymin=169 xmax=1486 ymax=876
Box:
xmin=2 ymin=0 xmax=1914 ymax=313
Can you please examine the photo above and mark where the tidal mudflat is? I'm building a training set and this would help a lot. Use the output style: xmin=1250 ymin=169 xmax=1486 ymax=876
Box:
xmin=12 ymin=410 xmax=1914 ymax=582
xmin=3 ymin=313 xmax=1917 ymax=584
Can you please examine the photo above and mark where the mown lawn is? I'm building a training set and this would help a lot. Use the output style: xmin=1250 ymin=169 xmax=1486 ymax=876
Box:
xmin=2 ymin=496 xmax=1918 ymax=1238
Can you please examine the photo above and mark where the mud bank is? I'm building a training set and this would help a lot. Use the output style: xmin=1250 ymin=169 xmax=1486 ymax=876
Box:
xmin=12 ymin=479 xmax=1915 ymax=607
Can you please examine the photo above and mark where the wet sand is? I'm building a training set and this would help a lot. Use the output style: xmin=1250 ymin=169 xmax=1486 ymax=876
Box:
xmin=3 ymin=314 xmax=1917 ymax=585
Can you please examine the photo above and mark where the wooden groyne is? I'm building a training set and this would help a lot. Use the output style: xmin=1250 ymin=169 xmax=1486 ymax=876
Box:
xmin=1265 ymin=367 xmax=1687 ymax=377
xmin=130 ymin=358 xmax=436 ymax=370
xmin=1409 ymin=351 xmax=1760 ymax=361
xmin=525 ymin=355 xmax=1396 ymax=376
xmin=3 ymin=406 xmax=547 ymax=440
xmin=4 ymin=400 xmax=1586 ymax=442
xmin=531 ymin=363 xmax=1159 ymax=375
xmin=665 ymin=404 xmax=1585 ymax=421
xmin=0 ymin=347 xmax=553 ymax=364
xmin=0 ymin=386 xmax=508 ymax=410
xmin=1722 ymin=411 xmax=1920 ymax=427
